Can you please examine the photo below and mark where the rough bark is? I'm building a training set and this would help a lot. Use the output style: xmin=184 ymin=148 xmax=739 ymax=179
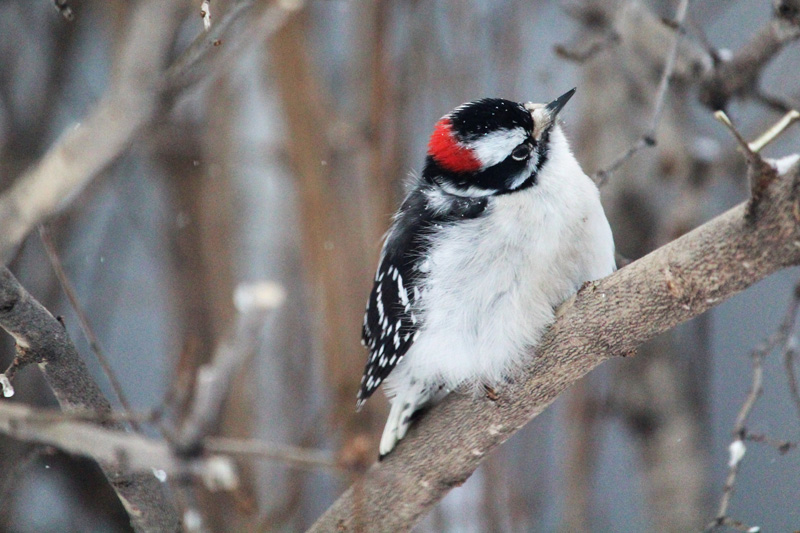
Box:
xmin=308 ymin=160 xmax=800 ymax=532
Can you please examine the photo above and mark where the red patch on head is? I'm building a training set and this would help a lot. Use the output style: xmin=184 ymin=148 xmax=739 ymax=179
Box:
xmin=427 ymin=118 xmax=482 ymax=173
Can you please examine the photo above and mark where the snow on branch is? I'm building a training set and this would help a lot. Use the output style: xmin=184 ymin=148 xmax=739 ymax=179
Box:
xmin=705 ymin=281 xmax=800 ymax=531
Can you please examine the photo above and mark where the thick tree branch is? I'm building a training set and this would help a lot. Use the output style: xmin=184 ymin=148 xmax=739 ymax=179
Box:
xmin=309 ymin=159 xmax=800 ymax=531
xmin=0 ymin=267 xmax=180 ymax=531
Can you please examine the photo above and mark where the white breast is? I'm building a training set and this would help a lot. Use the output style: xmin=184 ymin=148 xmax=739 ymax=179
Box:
xmin=384 ymin=126 xmax=615 ymax=397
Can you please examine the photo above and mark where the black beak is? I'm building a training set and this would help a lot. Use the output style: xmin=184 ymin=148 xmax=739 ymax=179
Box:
xmin=544 ymin=88 xmax=576 ymax=116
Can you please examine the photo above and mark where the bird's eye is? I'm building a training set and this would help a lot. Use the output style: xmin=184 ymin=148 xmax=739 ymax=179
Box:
xmin=511 ymin=143 xmax=530 ymax=161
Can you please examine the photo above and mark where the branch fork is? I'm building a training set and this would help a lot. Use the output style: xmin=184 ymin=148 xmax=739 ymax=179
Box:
xmin=714 ymin=109 xmax=800 ymax=218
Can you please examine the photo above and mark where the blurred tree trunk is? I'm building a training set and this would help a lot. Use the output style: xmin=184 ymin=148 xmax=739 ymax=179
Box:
xmin=569 ymin=2 xmax=713 ymax=529
xmin=159 ymin=73 xmax=248 ymax=528
xmin=270 ymin=6 xmax=393 ymax=460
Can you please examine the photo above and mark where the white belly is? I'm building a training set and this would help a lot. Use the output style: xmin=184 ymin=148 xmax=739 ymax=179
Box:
xmin=385 ymin=174 xmax=615 ymax=394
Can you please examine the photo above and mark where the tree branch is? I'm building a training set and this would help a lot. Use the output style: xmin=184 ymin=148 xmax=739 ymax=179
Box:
xmin=699 ymin=0 xmax=800 ymax=110
xmin=0 ymin=267 xmax=180 ymax=531
xmin=309 ymin=158 xmax=800 ymax=531
xmin=0 ymin=402 xmax=339 ymax=480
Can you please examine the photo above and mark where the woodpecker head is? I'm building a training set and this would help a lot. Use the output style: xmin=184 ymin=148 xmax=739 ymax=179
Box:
xmin=423 ymin=88 xmax=576 ymax=197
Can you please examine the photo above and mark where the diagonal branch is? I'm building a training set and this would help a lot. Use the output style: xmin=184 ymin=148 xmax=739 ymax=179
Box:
xmin=0 ymin=0 xmax=184 ymax=264
xmin=593 ymin=0 xmax=690 ymax=186
xmin=308 ymin=158 xmax=800 ymax=531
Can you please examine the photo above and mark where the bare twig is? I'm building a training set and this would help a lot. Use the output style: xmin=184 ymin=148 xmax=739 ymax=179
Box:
xmin=205 ymin=437 xmax=342 ymax=472
xmin=714 ymin=111 xmax=758 ymax=156
xmin=748 ymin=109 xmax=800 ymax=153
xmin=161 ymin=0 xmax=304 ymax=97
xmin=744 ymin=432 xmax=797 ymax=454
xmin=0 ymin=401 xmax=233 ymax=488
xmin=0 ymin=345 xmax=36 ymax=398
xmin=0 ymin=0 xmax=185 ymax=264
xmin=173 ymin=282 xmax=285 ymax=454
xmin=753 ymin=89 xmax=795 ymax=113
xmin=699 ymin=5 xmax=800 ymax=110
xmin=706 ymin=280 xmax=800 ymax=531
xmin=712 ymin=110 xmax=794 ymax=220
xmin=594 ymin=0 xmax=690 ymax=186
xmin=0 ymin=0 xmax=304 ymax=265
xmin=785 ymin=344 xmax=800 ymax=421
xmin=0 ymin=402 xmax=343 ymax=476
xmin=554 ymin=32 xmax=620 ymax=63
xmin=37 ymin=225 xmax=140 ymax=432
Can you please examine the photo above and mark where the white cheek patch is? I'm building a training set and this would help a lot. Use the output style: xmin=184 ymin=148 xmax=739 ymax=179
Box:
xmin=470 ymin=128 xmax=527 ymax=168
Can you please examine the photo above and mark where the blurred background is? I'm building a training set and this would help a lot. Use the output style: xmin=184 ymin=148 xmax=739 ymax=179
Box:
xmin=0 ymin=0 xmax=799 ymax=531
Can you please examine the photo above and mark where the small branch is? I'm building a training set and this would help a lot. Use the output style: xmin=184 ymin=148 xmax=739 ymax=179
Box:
xmin=753 ymin=89 xmax=795 ymax=113
xmin=554 ymin=31 xmax=620 ymax=63
xmin=0 ymin=402 xmax=344 ymax=477
xmin=0 ymin=401 xmax=233 ymax=488
xmin=747 ymin=109 xmax=800 ymax=153
xmin=161 ymin=0 xmax=304 ymax=98
xmin=713 ymin=110 xmax=787 ymax=219
xmin=785 ymin=344 xmax=800 ymax=421
xmin=593 ymin=0 xmax=690 ymax=186
xmin=707 ymin=280 xmax=800 ymax=530
xmin=38 ymin=225 xmax=140 ymax=431
xmin=713 ymin=110 xmax=755 ymax=155
xmin=173 ymin=282 xmax=285 ymax=454
xmin=205 ymin=436 xmax=342 ymax=472
xmin=699 ymin=5 xmax=800 ymax=110
xmin=706 ymin=516 xmax=762 ymax=533
xmin=593 ymin=137 xmax=654 ymax=187
xmin=0 ymin=345 xmax=36 ymax=398
xmin=0 ymin=0 xmax=304 ymax=265
xmin=0 ymin=0 xmax=185 ymax=264
xmin=744 ymin=432 xmax=797 ymax=454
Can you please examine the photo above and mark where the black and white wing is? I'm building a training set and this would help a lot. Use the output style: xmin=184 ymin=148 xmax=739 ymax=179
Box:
xmin=357 ymin=230 xmax=422 ymax=406
xmin=356 ymin=184 xmax=488 ymax=407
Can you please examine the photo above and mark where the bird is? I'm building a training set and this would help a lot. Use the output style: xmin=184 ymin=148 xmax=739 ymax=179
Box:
xmin=357 ymin=89 xmax=616 ymax=458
